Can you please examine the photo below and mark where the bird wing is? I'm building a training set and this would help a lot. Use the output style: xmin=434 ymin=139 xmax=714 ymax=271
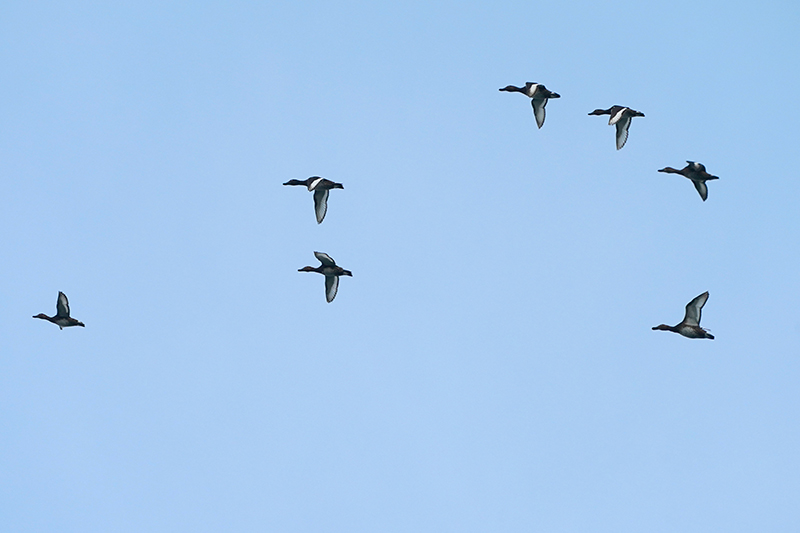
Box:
xmin=56 ymin=292 xmax=70 ymax=318
xmin=531 ymin=98 xmax=547 ymax=129
xmin=615 ymin=117 xmax=631 ymax=150
xmin=693 ymin=180 xmax=709 ymax=201
xmin=314 ymin=251 xmax=337 ymax=267
xmin=683 ymin=292 xmax=709 ymax=326
xmin=324 ymin=275 xmax=339 ymax=303
xmin=313 ymin=188 xmax=329 ymax=224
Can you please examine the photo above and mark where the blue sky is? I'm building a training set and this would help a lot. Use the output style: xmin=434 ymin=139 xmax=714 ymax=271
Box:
xmin=2 ymin=1 xmax=799 ymax=531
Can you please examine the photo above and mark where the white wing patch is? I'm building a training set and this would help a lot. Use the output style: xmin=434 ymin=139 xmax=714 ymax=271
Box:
xmin=609 ymin=107 xmax=626 ymax=125
xmin=308 ymin=177 xmax=324 ymax=191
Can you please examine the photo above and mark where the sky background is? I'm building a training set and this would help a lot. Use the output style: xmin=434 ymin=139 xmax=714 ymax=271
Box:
xmin=1 ymin=1 xmax=799 ymax=531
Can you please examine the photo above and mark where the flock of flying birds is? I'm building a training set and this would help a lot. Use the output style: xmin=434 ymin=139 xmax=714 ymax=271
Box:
xmin=31 ymin=81 xmax=716 ymax=339
xmin=283 ymin=176 xmax=352 ymax=303
xmin=500 ymin=81 xmax=716 ymax=340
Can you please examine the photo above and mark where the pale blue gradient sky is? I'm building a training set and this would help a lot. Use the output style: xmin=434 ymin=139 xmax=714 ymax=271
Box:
xmin=1 ymin=1 xmax=799 ymax=531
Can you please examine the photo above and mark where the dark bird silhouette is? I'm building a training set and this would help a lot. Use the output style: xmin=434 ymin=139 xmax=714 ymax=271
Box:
xmin=658 ymin=161 xmax=719 ymax=201
xmin=33 ymin=292 xmax=85 ymax=330
xmin=298 ymin=252 xmax=353 ymax=303
xmin=588 ymin=106 xmax=645 ymax=149
xmin=283 ymin=177 xmax=344 ymax=224
xmin=652 ymin=292 xmax=714 ymax=339
xmin=499 ymin=82 xmax=561 ymax=128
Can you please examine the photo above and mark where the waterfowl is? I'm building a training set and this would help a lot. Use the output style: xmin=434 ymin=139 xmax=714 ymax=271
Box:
xmin=499 ymin=82 xmax=561 ymax=128
xmin=298 ymin=251 xmax=352 ymax=303
xmin=283 ymin=176 xmax=344 ymax=224
xmin=33 ymin=291 xmax=85 ymax=330
xmin=658 ymin=161 xmax=719 ymax=201
xmin=652 ymin=291 xmax=714 ymax=339
xmin=588 ymin=106 xmax=645 ymax=150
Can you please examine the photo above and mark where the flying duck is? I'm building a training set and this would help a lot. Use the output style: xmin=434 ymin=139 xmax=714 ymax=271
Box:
xmin=588 ymin=106 xmax=645 ymax=150
xmin=33 ymin=291 xmax=85 ymax=330
xmin=658 ymin=161 xmax=719 ymax=201
xmin=652 ymin=291 xmax=714 ymax=339
xmin=499 ymin=82 xmax=561 ymax=129
xmin=283 ymin=177 xmax=344 ymax=224
xmin=298 ymin=252 xmax=352 ymax=303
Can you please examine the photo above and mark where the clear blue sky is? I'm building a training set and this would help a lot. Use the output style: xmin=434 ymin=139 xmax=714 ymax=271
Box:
xmin=2 ymin=1 xmax=799 ymax=531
